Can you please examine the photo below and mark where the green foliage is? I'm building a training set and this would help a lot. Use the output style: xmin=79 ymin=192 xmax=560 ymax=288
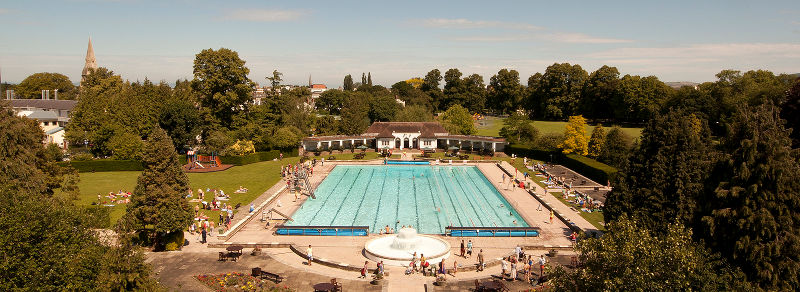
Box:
xmin=314 ymin=115 xmax=340 ymax=135
xmin=559 ymin=115 xmax=589 ymax=155
xmin=561 ymin=154 xmax=617 ymax=185
xmin=108 ymin=132 xmax=145 ymax=161
xmin=605 ymin=110 xmax=712 ymax=232
xmin=191 ymin=48 xmax=255 ymax=127
xmin=615 ymin=74 xmax=672 ymax=123
xmin=699 ymin=103 xmax=800 ymax=290
xmin=779 ymin=77 xmax=800 ymax=147
xmin=317 ymin=89 xmax=348 ymax=115
xmin=162 ymin=231 xmax=184 ymax=251
xmin=343 ymin=74 xmax=354 ymax=91
xmin=219 ymin=149 xmax=296 ymax=166
xmin=487 ymin=69 xmax=523 ymax=114
xmin=70 ymin=152 xmax=94 ymax=161
xmin=266 ymin=70 xmax=283 ymax=93
xmin=0 ymin=105 xmax=159 ymax=290
xmin=392 ymin=81 xmax=432 ymax=110
xmin=15 ymin=72 xmax=77 ymax=100
xmin=44 ymin=142 xmax=64 ymax=162
xmin=225 ymin=139 xmax=256 ymax=156
xmin=536 ymin=133 xmax=564 ymax=151
xmin=204 ymin=130 xmax=234 ymax=154
xmin=339 ymin=93 xmax=370 ymax=135
xmin=549 ymin=216 xmax=749 ymax=291
xmin=369 ymin=95 xmax=399 ymax=122
xmin=59 ymin=159 xmax=144 ymax=172
xmin=598 ymin=126 xmax=632 ymax=168
xmin=120 ymin=128 xmax=192 ymax=247
xmin=440 ymin=104 xmax=476 ymax=135
xmin=580 ymin=65 xmax=620 ymax=120
xmin=587 ymin=125 xmax=605 ymax=158
xmin=499 ymin=112 xmax=539 ymax=145
xmin=394 ymin=105 xmax=433 ymax=122
xmin=159 ymin=96 xmax=201 ymax=151
xmin=271 ymin=126 xmax=301 ymax=149
xmin=528 ymin=63 xmax=588 ymax=119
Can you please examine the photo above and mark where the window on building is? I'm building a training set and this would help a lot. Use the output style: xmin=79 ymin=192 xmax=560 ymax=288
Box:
xmin=423 ymin=140 xmax=431 ymax=146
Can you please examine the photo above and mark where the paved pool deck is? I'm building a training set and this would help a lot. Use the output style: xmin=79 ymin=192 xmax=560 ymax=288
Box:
xmin=173 ymin=158 xmax=594 ymax=291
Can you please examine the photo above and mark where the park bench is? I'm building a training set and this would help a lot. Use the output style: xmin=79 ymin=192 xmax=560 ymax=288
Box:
xmin=251 ymin=267 xmax=284 ymax=283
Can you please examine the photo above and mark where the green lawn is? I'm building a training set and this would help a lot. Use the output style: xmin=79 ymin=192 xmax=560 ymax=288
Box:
xmin=71 ymin=157 xmax=302 ymax=225
xmin=475 ymin=116 xmax=643 ymax=138
xmin=551 ymin=192 xmax=606 ymax=231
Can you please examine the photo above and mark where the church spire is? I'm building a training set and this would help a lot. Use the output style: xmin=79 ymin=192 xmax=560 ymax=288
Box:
xmin=81 ymin=37 xmax=98 ymax=83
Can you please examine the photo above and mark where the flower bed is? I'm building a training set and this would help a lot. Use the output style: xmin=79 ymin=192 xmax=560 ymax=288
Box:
xmin=196 ymin=272 xmax=294 ymax=292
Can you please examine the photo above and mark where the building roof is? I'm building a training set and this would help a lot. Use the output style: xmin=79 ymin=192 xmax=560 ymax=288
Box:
xmin=45 ymin=127 xmax=65 ymax=135
xmin=9 ymin=99 xmax=77 ymax=111
xmin=365 ymin=122 xmax=449 ymax=138
xmin=20 ymin=110 xmax=59 ymax=121
xmin=311 ymin=84 xmax=327 ymax=89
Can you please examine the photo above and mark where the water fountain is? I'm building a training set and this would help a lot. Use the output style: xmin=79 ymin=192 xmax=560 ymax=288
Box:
xmin=364 ymin=227 xmax=451 ymax=266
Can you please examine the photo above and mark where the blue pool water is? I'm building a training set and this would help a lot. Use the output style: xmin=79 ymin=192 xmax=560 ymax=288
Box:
xmin=286 ymin=165 xmax=528 ymax=234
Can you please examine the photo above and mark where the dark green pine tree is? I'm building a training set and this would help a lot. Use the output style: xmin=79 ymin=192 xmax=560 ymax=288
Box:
xmin=604 ymin=110 xmax=713 ymax=232
xmin=699 ymin=103 xmax=800 ymax=290
xmin=361 ymin=73 xmax=367 ymax=85
xmin=343 ymin=74 xmax=354 ymax=91
xmin=121 ymin=127 xmax=192 ymax=247
xmin=367 ymin=72 xmax=372 ymax=86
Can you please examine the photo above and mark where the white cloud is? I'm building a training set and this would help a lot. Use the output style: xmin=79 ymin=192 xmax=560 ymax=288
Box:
xmin=588 ymin=43 xmax=800 ymax=61
xmin=539 ymin=32 xmax=632 ymax=44
xmin=224 ymin=9 xmax=307 ymax=22
xmin=0 ymin=8 xmax=11 ymax=14
xmin=420 ymin=18 xmax=541 ymax=31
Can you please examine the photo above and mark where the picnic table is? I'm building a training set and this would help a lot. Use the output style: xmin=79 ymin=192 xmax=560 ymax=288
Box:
xmin=224 ymin=245 xmax=243 ymax=261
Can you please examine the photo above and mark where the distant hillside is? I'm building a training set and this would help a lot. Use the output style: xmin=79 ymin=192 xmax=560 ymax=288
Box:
xmin=665 ymin=81 xmax=700 ymax=89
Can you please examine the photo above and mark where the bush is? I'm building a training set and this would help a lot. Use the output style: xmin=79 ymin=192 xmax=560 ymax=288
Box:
xmin=71 ymin=152 xmax=94 ymax=161
xmin=562 ymin=154 xmax=617 ymax=185
xmin=59 ymin=159 xmax=144 ymax=172
xmin=161 ymin=231 xmax=184 ymax=251
xmin=219 ymin=149 xmax=298 ymax=166
xmin=82 ymin=206 xmax=111 ymax=228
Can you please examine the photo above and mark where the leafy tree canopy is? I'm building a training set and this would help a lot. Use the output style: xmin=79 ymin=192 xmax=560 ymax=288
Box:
xmin=15 ymin=72 xmax=77 ymax=100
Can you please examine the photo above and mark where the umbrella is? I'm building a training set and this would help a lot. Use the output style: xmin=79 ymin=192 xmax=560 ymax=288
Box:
xmin=448 ymin=146 xmax=459 ymax=150
xmin=357 ymin=145 xmax=368 ymax=149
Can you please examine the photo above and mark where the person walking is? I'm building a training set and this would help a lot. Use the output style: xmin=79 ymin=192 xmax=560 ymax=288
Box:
xmin=466 ymin=240 xmax=473 ymax=257
xmin=201 ymin=227 xmax=207 ymax=244
xmin=477 ymin=249 xmax=485 ymax=271
xmin=538 ymin=255 xmax=546 ymax=279
xmin=549 ymin=210 xmax=554 ymax=224
xmin=360 ymin=261 xmax=368 ymax=278
xmin=307 ymin=245 xmax=313 ymax=266
xmin=460 ymin=240 xmax=466 ymax=258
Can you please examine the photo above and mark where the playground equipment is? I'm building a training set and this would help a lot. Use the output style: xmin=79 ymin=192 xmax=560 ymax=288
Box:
xmin=187 ymin=151 xmax=222 ymax=169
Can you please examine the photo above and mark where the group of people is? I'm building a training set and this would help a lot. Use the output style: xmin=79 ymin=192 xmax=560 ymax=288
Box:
xmin=500 ymin=246 xmax=548 ymax=283
xmin=97 ymin=190 xmax=131 ymax=205
xmin=282 ymin=160 xmax=316 ymax=201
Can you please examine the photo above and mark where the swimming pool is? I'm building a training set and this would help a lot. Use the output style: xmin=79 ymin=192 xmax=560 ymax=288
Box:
xmin=286 ymin=165 xmax=528 ymax=234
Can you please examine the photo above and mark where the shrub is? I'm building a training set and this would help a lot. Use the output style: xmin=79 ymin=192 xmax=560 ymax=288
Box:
xmin=71 ymin=152 xmax=94 ymax=161
xmin=108 ymin=132 xmax=145 ymax=161
xmin=161 ymin=231 xmax=184 ymax=251
xmin=562 ymin=154 xmax=617 ymax=185
xmin=165 ymin=242 xmax=179 ymax=251
xmin=225 ymin=140 xmax=256 ymax=156
xmin=82 ymin=206 xmax=111 ymax=228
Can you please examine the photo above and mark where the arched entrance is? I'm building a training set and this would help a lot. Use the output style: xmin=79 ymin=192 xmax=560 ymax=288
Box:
xmin=403 ymin=138 xmax=409 ymax=149
xmin=412 ymin=138 xmax=418 ymax=149
xmin=395 ymin=138 xmax=401 ymax=149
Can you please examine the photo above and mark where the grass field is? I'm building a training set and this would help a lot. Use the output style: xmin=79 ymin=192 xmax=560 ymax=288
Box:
xmin=475 ymin=116 xmax=643 ymax=138
xmin=551 ymin=192 xmax=606 ymax=231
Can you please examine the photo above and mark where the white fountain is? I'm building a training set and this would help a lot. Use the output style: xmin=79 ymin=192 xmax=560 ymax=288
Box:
xmin=364 ymin=227 xmax=451 ymax=266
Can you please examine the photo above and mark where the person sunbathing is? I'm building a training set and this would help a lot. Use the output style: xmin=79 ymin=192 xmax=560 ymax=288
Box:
xmin=235 ymin=186 xmax=248 ymax=193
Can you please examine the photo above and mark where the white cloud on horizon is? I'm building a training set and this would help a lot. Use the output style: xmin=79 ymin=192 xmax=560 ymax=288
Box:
xmin=588 ymin=43 xmax=800 ymax=61
xmin=420 ymin=18 xmax=541 ymax=31
xmin=223 ymin=9 xmax=307 ymax=22
xmin=446 ymin=32 xmax=631 ymax=44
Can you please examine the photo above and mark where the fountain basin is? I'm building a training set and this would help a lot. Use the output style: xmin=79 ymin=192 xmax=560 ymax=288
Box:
xmin=364 ymin=228 xmax=451 ymax=266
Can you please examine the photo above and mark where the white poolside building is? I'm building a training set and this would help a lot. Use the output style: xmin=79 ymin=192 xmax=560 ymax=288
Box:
xmin=302 ymin=122 xmax=506 ymax=153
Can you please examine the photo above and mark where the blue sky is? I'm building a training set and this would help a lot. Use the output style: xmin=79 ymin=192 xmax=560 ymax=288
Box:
xmin=1 ymin=0 xmax=799 ymax=87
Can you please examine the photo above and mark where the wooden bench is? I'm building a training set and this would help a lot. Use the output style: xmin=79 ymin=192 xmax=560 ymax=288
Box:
xmin=260 ymin=271 xmax=284 ymax=283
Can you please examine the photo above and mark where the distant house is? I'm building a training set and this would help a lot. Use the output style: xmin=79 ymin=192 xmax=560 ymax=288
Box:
xmin=8 ymin=99 xmax=77 ymax=148
xmin=310 ymin=84 xmax=327 ymax=100
xmin=302 ymin=122 xmax=506 ymax=152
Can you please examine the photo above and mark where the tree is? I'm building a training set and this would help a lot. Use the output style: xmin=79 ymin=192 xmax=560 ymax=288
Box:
xmin=394 ymin=105 xmax=433 ymax=122
xmin=369 ymin=95 xmax=399 ymax=122
xmin=779 ymin=77 xmax=800 ymax=147
xmin=361 ymin=73 xmax=367 ymax=85
xmin=314 ymin=115 xmax=340 ymax=135
xmin=343 ymin=74 xmax=354 ymax=91
xmin=598 ymin=126 xmax=631 ymax=168
xmin=580 ymin=65 xmax=620 ymax=120
xmin=108 ymin=132 xmax=145 ymax=160
xmin=339 ymin=93 xmax=370 ymax=135
xmin=266 ymin=70 xmax=283 ymax=94
xmin=80 ymin=67 xmax=120 ymax=90
xmin=531 ymin=63 xmax=588 ymax=119
xmin=15 ymin=72 xmax=77 ymax=100
xmin=462 ymin=74 xmax=487 ymax=113
xmin=440 ymin=104 xmax=475 ymax=135
xmin=614 ymin=75 xmax=672 ymax=123
xmin=499 ymin=112 xmax=539 ymax=145
xmin=159 ymin=97 xmax=201 ymax=152
xmin=316 ymin=89 xmax=348 ymax=115
xmin=587 ymin=125 xmax=605 ymax=158
xmin=120 ymin=127 xmax=192 ymax=249
xmin=442 ymin=68 xmax=463 ymax=109
xmin=487 ymin=69 xmax=523 ymax=114
xmin=549 ymin=216 xmax=749 ymax=291
xmin=0 ymin=104 xmax=159 ymax=290
xmin=391 ymin=81 xmax=432 ymax=110
xmin=367 ymin=72 xmax=372 ymax=86
xmin=604 ymin=110 xmax=712 ymax=232
xmin=271 ymin=126 xmax=302 ymax=150
xmin=422 ymin=69 xmax=444 ymax=110
xmin=191 ymin=48 xmax=254 ymax=127
xmin=699 ymin=103 xmax=800 ymax=290
xmin=559 ymin=115 xmax=589 ymax=155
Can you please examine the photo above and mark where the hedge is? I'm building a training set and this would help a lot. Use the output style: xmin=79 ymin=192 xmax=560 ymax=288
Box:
xmin=60 ymin=159 xmax=144 ymax=172
xmin=504 ymin=144 xmax=617 ymax=185
xmin=61 ymin=148 xmax=299 ymax=171
xmin=219 ymin=148 xmax=299 ymax=166
xmin=561 ymin=154 xmax=617 ymax=185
